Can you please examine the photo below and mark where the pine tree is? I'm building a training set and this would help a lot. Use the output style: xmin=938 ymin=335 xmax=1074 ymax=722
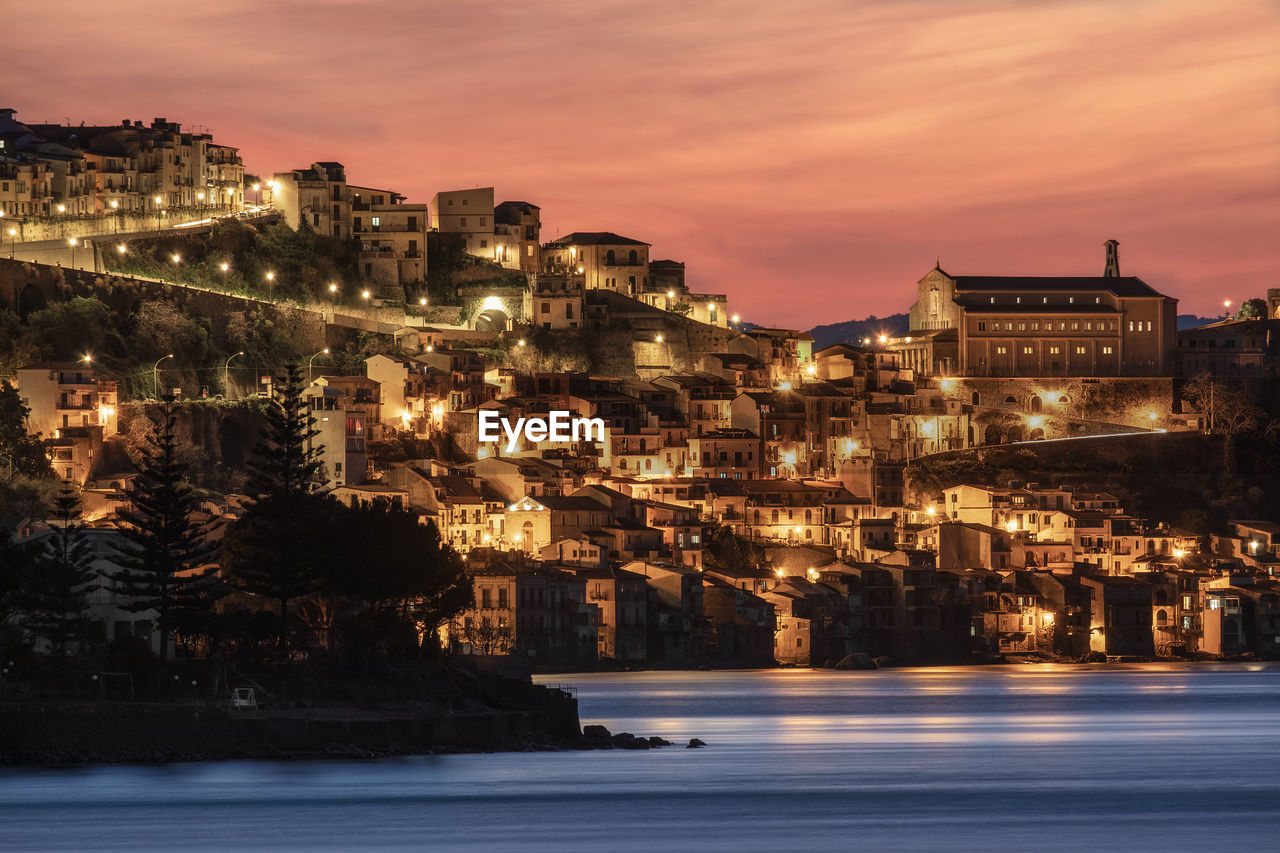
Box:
xmin=224 ymin=364 xmax=330 ymax=650
xmin=27 ymin=481 xmax=99 ymax=655
xmin=111 ymin=400 xmax=216 ymax=669
xmin=246 ymin=363 xmax=323 ymax=500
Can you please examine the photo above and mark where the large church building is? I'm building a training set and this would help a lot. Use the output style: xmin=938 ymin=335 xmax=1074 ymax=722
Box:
xmin=892 ymin=241 xmax=1178 ymax=378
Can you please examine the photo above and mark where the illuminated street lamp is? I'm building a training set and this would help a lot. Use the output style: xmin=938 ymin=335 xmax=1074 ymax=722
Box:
xmin=731 ymin=314 xmax=740 ymax=324
xmin=329 ymin=283 xmax=339 ymax=295
xmin=7 ymin=227 xmax=17 ymax=259
xmin=219 ymin=262 xmax=229 ymax=272
xmin=153 ymin=195 xmax=164 ymax=232
xmin=153 ymin=354 xmax=174 ymax=400
xmin=67 ymin=237 xmax=78 ymax=269
xmin=224 ymin=351 xmax=244 ymax=398
xmin=171 ymin=253 xmax=181 ymax=264
xmin=361 ymin=289 xmax=371 ymax=301
xmin=517 ymin=339 xmax=526 ymax=347
xmin=116 ymin=243 xmax=127 ymax=255
xmin=57 ymin=204 xmax=66 ymax=214
xmin=307 ymin=347 xmax=330 ymax=384
xmin=655 ymin=334 xmax=664 ymax=343
xmin=419 ymin=297 xmax=427 ymax=306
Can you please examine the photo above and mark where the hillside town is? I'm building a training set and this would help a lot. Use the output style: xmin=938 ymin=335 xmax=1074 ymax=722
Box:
xmin=3 ymin=110 xmax=1280 ymax=673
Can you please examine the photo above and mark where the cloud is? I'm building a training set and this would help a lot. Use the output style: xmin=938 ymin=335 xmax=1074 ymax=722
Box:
xmin=8 ymin=0 xmax=1278 ymax=326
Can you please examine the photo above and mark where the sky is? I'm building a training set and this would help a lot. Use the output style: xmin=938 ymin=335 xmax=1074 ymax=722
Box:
xmin=9 ymin=0 xmax=1279 ymax=328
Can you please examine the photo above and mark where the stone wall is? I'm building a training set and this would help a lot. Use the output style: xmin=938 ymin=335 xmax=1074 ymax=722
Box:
xmin=941 ymin=376 xmax=1178 ymax=431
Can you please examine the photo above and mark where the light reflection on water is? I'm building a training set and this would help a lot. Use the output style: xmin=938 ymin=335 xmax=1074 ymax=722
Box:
xmin=2 ymin=663 xmax=1279 ymax=851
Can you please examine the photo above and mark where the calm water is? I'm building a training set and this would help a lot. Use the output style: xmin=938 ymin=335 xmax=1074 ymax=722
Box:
xmin=3 ymin=664 xmax=1279 ymax=851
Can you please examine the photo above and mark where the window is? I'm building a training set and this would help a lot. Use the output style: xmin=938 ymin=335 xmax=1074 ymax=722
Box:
xmin=1049 ymin=346 xmax=1061 ymax=355
xmin=978 ymin=321 xmax=986 ymax=331
xmin=1022 ymin=346 xmax=1033 ymax=355
xmin=996 ymin=346 xmax=1008 ymax=355
xmin=1031 ymin=321 xmax=1039 ymax=331
xmin=1102 ymin=346 xmax=1113 ymax=355
xmin=371 ymin=216 xmax=380 ymax=227
xmin=1018 ymin=322 xmax=1026 ymax=331
xmin=480 ymin=217 xmax=486 ymax=226
xmin=460 ymin=217 xmax=467 ymax=226
xmin=1075 ymin=346 xmax=1086 ymax=355
xmin=1005 ymin=322 xmax=1013 ymax=331
xmin=1071 ymin=322 xmax=1079 ymax=331
xmin=1129 ymin=321 xmax=1135 ymax=332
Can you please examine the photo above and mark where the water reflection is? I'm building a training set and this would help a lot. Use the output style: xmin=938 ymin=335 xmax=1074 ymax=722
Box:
xmin=2 ymin=664 xmax=1278 ymax=852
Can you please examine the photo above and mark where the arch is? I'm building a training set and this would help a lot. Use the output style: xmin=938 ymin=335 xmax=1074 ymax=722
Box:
xmin=1155 ymin=588 xmax=1170 ymax=605
xmin=1006 ymin=425 xmax=1025 ymax=443
xmin=605 ymin=249 xmax=616 ymax=265
xmin=1156 ymin=609 xmax=1168 ymax=626
xmin=804 ymin=528 xmax=813 ymax=540
xmin=18 ymin=283 xmax=47 ymax=316
xmin=971 ymin=392 xmax=980 ymax=406
xmin=1057 ymin=394 xmax=1071 ymax=405
xmin=804 ymin=509 xmax=812 ymax=525
xmin=474 ymin=307 xmax=510 ymax=331
xmin=754 ymin=509 xmax=761 ymax=525
xmin=771 ymin=509 xmax=779 ymax=524
xmin=983 ymin=424 xmax=1003 ymax=445
xmin=1003 ymin=395 xmax=1017 ymax=405
xmin=1030 ymin=395 xmax=1042 ymax=413
xmin=628 ymin=249 xmax=638 ymax=265
xmin=967 ymin=425 xmax=975 ymax=446
xmin=1029 ymin=427 xmax=1045 ymax=441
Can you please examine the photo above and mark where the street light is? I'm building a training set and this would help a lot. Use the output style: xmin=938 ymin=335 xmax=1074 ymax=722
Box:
xmin=7 ymin=227 xmax=16 ymax=259
xmin=361 ymin=289 xmax=371 ymax=301
xmin=307 ymin=347 xmax=330 ymax=384
xmin=329 ymin=283 xmax=339 ymax=295
xmin=224 ymin=351 xmax=244 ymax=398
xmin=153 ymin=195 xmax=164 ymax=232
xmin=219 ymin=262 xmax=229 ymax=272
xmin=68 ymin=237 xmax=78 ymax=269
xmin=153 ymin=354 xmax=174 ymax=400
xmin=116 ymin=243 xmax=127 ymax=255
xmin=655 ymin=334 xmax=664 ymax=343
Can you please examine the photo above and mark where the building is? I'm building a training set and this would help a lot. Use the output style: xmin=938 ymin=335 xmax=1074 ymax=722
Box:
xmin=1177 ymin=318 xmax=1280 ymax=379
xmin=430 ymin=187 xmax=495 ymax=258
xmin=494 ymin=201 xmax=541 ymax=272
xmin=349 ymin=185 xmax=429 ymax=288
xmin=893 ymin=241 xmax=1178 ymax=377
xmin=273 ymin=161 xmax=351 ymax=239
xmin=544 ymin=232 xmax=650 ymax=295
xmin=304 ymin=380 xmax=369 ymax=488
xmin=1 ymin=110 xmax=245 ymax=218
xmin=15 ymin=361 xmax=118 ymax=440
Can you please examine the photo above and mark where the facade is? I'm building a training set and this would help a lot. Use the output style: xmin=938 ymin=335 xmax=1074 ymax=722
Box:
xmin=494 ymin=200 xmax=541 ymax=271
xmin=544 ymin=232 xmax=650 ymax=295
xmin=304 ymin=381 xmax=369 ymax=488
xmin=15 ymin=361 xmax=118 ymax=440
xmin=1 ymin=110 xmax=245 ymax=218
xmin=893 ymin=242 xmax=1178 ymax=377
xmin=430 ymin=187 xmax=496 ymax=258
xmin=1177 ymin=318 xmax=1280 ymax=379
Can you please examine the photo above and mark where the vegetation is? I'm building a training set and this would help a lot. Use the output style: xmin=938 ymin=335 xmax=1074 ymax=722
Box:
xmin=110 ymin=399 xmax=220 ymax=670
xmin=105 ymin=219 xmax=362 ymax=307
xmin=0 ymin=381 xmax=55 ymax=518
xmin=24 ymin=482 xmax=99 ymax=655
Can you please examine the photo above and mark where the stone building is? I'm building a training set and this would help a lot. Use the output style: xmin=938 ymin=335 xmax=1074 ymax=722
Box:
xmin=430 ymin=186 xmax=495 ymax=259
xmin=494 ymin=200 xmax=541 ymax=271
xmin=892 ymin=240 xmax=1177 ymax=377
xmin=544 ymin=232 xmax=650 ymax=295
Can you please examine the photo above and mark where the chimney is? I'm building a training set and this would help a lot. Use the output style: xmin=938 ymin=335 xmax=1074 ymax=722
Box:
xmin=1104 ymin=239 xmax=1120 ymax=277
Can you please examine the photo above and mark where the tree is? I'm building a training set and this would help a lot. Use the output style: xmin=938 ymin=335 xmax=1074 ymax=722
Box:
xmin=0 ymin=526 xmax=40 ymax=633
xmin=1183 ymin=374 xmax=1267 ymax=474
xmin=326 ymin=501 xmax=471 ymax=655
xmin=111 ymin=400 xmax=217 ymax=669
xmin=0 ymin=381 xmax=53 ymax=482
xmin=1235 ymin=298 xmax=1267 ymax=320
xmin=703 ymin=521 xmax=764 ymax=572
xmin=246 ymin=363 xmax=323 ymax=500
xmin=223 ymin=365 xmax=328 ymax=650
xmin=26 ymin=482 xmax=99 ymax=655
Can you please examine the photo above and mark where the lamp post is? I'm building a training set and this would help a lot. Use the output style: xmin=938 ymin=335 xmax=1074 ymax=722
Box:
xmin=224 ymin=351 xmax=244 ymax=399
xmin=153 ymin=195 xmax=164 ymax=233
xmin=307 ymin=347 xmax=330 ymax=384
xmin=68 ymin=237 xmax=77 ymax=269
xmin=7 ymin=227 xmax=15 ymax=259
xmin=153 ymin=354 xmax=174 ymax=400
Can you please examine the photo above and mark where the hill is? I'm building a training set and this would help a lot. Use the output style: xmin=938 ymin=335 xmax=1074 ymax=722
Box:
xmin=808 ymin=313 xmax=908 ymax=349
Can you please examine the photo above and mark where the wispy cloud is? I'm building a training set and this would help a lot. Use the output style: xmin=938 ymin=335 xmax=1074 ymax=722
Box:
xmin=9 ymin=0 xmax=1278 ymax=325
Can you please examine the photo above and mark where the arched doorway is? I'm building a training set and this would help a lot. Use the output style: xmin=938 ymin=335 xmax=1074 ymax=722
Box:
xmin=474 ymin=307 xmax=510 ymax=331
xmin=1029 ymin=427 xmax=1045 ymax=441
xmin=971 ymin=392 xmax=980 ymax=406
xmin=983 ymin=424 xmax=1002 ymax=445
xmin=1006 ymin=425 xmax=1025 ymax=442
xmin=1030 ymin=396 xmax=1042 ymax=413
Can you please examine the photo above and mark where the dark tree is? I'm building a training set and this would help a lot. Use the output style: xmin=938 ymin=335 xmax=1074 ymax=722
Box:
xmin=703 ymin=521 xmax=764 ymax=571
xmin=246 ymin=363 xmax=323 ymax=500
xmin=27 ymin=482 xmax=99 ymax=654
xmin=0 ymin=381 xmax=53 ymax=482
xmin=223 ymin=365 xmax=328 ymax=649
xmin=327 ymin=501 xmax=471 ymax=653
xmin=0 ymin=526 xmax=40 ymax=633
xmin=111 ymin=401 xmax=217 ymax=668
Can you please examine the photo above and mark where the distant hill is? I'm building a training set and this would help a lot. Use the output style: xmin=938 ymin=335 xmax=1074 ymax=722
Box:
xmin=809 ymin=313 xmax=1216 ymax=348
xmin=808 ymin=313 xmax=909 ymax=349
xmin=1178 ymin=314 xmax=1219 ymax=330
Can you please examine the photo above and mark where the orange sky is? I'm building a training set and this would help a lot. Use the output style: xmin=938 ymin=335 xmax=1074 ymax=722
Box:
xmin=10 ymin=0 xmax=1279 ymax=327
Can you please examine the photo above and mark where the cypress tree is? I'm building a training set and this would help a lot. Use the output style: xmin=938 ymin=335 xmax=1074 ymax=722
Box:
xmin=111 ymin=400 xmax=216 ymax=669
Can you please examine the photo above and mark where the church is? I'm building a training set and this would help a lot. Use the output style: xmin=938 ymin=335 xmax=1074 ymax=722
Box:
xmin=890 ymin=241 xmax=1178 ymax=378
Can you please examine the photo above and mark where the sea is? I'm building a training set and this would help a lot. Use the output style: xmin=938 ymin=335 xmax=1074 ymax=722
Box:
xmin=2 ymin=663 xmax=1279 ymax=851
